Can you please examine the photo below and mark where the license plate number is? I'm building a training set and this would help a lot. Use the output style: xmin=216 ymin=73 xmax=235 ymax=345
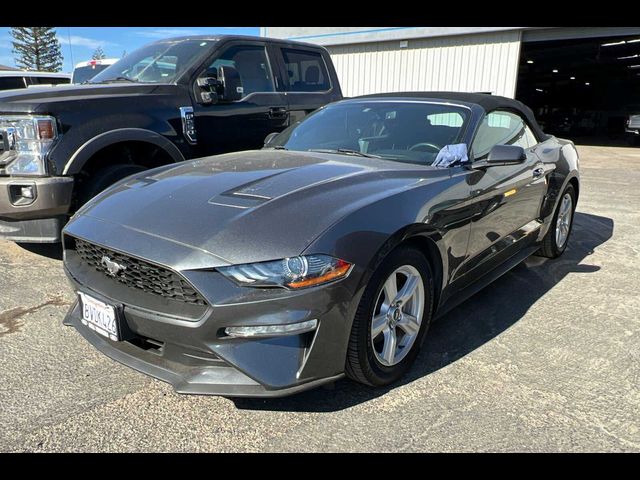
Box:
xmin=78 ymin=292 xmax=119 ymax=341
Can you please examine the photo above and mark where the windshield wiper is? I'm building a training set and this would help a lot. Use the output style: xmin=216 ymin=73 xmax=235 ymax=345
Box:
xmin=268 ymin=145 xmax=288 ymax=150
xmin=99 ymin=76 xmax=139 ymax=84
xmin=308 ymin=148 xmax=381 ymax=158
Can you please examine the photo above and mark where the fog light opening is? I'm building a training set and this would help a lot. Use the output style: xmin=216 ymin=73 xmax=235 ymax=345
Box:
xmin=8 ymin=183 xmax=37 ymax=206
xmin=224 ymin=319 xmax=318 ymax=338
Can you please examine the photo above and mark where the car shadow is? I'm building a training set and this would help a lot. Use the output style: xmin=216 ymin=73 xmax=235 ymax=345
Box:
xmin=16 ymin=242 xmax=63 ymax=261
xmin=232 ymin=211 xmax=614 ymax=412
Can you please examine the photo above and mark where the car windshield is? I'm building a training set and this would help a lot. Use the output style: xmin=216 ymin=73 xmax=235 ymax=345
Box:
xmin=89 ymin=39 xmax=215 ymax=84
xmin=72 ymin=64 xmax=111 ymax=84
xmin=269 ymin=101 xmax=470 ymax=165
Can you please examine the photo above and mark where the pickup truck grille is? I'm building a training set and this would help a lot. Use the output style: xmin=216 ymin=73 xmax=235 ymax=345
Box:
xmin=629 ymin=115 xmax=640 ymax=129
xmin=71 ymin=238 xmax=207 ymax=306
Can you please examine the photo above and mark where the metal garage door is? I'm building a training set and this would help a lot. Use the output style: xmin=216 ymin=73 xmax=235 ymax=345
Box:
xmin=327 ymin=30 xmax=523 ymax=98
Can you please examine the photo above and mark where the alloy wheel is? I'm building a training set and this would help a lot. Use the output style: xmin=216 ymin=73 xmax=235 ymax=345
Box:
xmin=555 ymin=193 xmax=573 ymax=249
xmin=370 ymin=265 xmax=425 ymax=367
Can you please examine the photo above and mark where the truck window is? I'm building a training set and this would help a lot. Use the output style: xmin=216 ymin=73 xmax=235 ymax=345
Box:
xmin=281 ymin=49 xmax=330 ymax=92
xmin=72 ymin=65 xmax=110 ymax=84
xmin=0 ymin=76 xmax=27 ymax=90
xmin=207 ymin=45 xmax=275 ymax=97
xmin=28 ymin=76 xmax=70 ymax=86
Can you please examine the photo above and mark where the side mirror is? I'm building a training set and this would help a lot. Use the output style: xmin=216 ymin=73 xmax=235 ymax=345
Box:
xmin=218 ymin=65 xmax=243 ymax=102
xmin=264 ymin=132 xmax=279 ymax=146
xmin=473 ymin=145 xmax=526 ymax=169
xmin=196 ymin=75 xmax=219 ymax=105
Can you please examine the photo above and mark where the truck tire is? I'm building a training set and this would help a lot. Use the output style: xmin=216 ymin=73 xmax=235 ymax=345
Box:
xmin=78 ymin=164 xmax=146 ymax=207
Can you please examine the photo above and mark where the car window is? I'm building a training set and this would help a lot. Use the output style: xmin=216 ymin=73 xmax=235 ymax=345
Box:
xmin=472 ymin=111 xmax=537 ymax=159
xmin=72 ymin=64 xmax=111 ymax=84
xmin=0 ymin=76 xmax=27 ymax=90
xmin=207 ymin=45 xmax=275 ymax=97
xmin=28 ymin=76 xmax=70 ymax=86
xmin=522 ymin=123 xmax=538 ymax=148
xmin=126 ymin=55 xmax=178 ymax=82
xmin=427 ymin=112 xmax=465 ymax=127
xmin=281 ymin=48 xmax=330 ymax=92
xmin=91 ymin=39 xmax=215 ymax=84
xmin=270 ymin=101 xmax=469 ymax=165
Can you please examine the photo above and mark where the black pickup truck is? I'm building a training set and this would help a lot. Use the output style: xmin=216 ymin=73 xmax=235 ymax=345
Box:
xmin=0 ymin=35 xmax=342 ymax=242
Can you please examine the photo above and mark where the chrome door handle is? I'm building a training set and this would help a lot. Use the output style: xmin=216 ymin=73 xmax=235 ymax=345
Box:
xmin=533 ymin=167 xmax=545 ymax=178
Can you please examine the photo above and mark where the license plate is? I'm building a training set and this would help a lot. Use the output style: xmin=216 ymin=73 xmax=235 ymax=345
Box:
xmin=78 ymin=292 xmax=120 ymax=341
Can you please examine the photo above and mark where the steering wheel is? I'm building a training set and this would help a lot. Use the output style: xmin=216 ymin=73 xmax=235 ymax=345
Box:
xmin=409 ymin=142 xmax=441 ymax=153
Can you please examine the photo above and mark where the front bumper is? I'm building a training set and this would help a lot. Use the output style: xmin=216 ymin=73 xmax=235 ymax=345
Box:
xmin=62 ymin=226 xmax=362 ymax=397
xmin=0 ymin=176 xmax=73 ymax=242
xmin=64 ymin=300 xmax=344 ymax=397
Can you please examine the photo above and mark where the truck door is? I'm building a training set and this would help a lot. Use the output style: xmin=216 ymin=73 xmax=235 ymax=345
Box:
xmin=271 ymin=45 xmax=342 ymax=126
xmin=191 ymin=40 xmax=289 ymax=155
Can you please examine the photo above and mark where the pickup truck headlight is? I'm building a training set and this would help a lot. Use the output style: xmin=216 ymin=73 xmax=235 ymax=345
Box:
xmin=0 ymin=115 xmax=58 ymax=176
xmin=218 ymin=255 xmax=353 ymax=289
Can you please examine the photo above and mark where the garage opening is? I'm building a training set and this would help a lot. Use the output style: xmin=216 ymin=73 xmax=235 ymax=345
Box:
xmin=515 ymin=34 xmax=640 ymax=146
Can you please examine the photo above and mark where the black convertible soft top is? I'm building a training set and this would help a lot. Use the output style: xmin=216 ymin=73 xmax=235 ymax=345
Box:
xmin=355 ymin=91 xmax=548 ymax=140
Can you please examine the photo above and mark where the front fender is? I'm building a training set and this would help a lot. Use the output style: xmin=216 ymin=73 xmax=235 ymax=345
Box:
xmin=304 ymin=175 xmax=472 ymax=306
xmin=60 ymin=128 xmax=186 ymax=175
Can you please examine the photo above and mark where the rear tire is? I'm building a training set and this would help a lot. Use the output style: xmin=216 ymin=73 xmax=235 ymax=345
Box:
xmin=345 ymin=246 xmax=434 ymax=387
xmin=77 ymin=164 xmax=146 ymax=207
xmin=537 ymin=184 xmax=576 ymax=258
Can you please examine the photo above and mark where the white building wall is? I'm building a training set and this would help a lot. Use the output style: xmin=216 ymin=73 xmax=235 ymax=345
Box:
xmin=326 ymin=30 xmax=522 ymax=98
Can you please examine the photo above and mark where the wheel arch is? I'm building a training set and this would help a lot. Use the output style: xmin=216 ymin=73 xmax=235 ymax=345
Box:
xmin=356 ymin=223 xmax=446 ymax=315
xmin=567 ymin=175 xmax=580 ymax=202
xmin=62 ymin=128 xmax=186 ymax=176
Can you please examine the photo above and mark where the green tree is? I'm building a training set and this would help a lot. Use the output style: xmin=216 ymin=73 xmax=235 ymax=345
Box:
xmin=10 ymin=27 xmax=63 ymax=72
xmin=92 ymin=46 xmax=106 ymax=60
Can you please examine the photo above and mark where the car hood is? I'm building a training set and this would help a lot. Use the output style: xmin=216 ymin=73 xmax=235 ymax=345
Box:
xmin=0 ymin=83 xmax=170 ymax=113
xmin=65 ymin=150 xmax=450 ymax=269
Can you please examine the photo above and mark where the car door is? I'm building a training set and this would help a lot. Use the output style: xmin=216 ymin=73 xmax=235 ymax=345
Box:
xmin=271 ymin=45 xmax=341 ymax=125
xmin=459 ymin=110 xmax=548 ymax=279
xmin=191 ymin=40 xmax=289 ymax=156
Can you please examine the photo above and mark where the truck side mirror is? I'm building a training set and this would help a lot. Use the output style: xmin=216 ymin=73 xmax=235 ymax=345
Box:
xmin=218 ymin=65 xmax=243 ymax=102
xmin=196 ymin=75 xmax=219 ymax=105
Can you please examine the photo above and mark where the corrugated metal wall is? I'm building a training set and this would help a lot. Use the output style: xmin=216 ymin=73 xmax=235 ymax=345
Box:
xmin=327 ymin=31 xmax=522 ymax=98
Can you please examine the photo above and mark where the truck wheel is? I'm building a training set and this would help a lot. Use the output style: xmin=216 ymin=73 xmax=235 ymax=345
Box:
xmin=78 ymin=164 xmax=146 ymax=206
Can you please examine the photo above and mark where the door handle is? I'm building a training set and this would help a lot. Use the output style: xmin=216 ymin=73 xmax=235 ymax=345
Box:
xmin=268 ymin=107 xmax=288 ymax=119
xmin=533 ymin=166 xmax=545 ymax=178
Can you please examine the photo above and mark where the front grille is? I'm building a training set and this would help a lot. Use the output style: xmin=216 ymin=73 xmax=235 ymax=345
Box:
xmin=72 ymin=238 xmax=207 ymax=306
xmin=629 ymin=115 xmax=640 ymax=129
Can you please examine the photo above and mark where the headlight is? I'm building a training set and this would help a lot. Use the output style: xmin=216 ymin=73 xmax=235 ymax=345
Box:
xmin=218 ymin=254 xmax=353 ymax=289
xmin=0 ymin=115 xmax=58 ymax=176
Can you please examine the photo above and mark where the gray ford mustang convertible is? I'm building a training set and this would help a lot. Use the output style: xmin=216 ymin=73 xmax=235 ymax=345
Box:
xmin=62 ymin=92 xmax=580 ymax=397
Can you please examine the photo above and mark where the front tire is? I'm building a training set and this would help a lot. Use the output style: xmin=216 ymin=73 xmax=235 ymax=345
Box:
xmin=537 ymin=183 xmax=576 ymax=258
xmin=77 ymin=164 xmax=147 ymax=207
xmin=345 ymin=246 xmax=434 ymax=387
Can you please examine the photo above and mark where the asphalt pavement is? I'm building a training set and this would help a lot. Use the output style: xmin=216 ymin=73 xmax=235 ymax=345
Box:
xmin=0 ymin=145 xmax=638 ymax=452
